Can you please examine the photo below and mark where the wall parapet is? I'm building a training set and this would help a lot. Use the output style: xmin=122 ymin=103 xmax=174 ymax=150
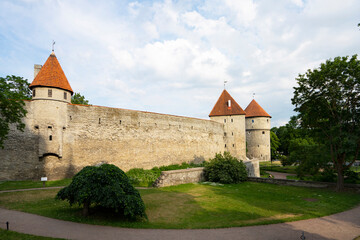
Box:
xmin=153 ymin=167 xmax=205 ymax=187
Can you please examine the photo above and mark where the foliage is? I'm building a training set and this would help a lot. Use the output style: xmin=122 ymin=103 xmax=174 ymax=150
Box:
xmin=56 ymin=164 xmax=147 ymax=219
xmin=0 ymin=75 xmax=31 ymax=148
xmin=204 ymin=152 xmax=247 ymax=184
xmin=292 ymin=55 xmax=360 ymax=191
xmin=71 ymin=92 xmax=90 ymax=105
xmin=270 ymin=130 xmax=280 ymax=160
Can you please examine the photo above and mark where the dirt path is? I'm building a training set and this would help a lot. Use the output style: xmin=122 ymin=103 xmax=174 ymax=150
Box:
xmin=0 ymin=205 xmax=359 ymax=240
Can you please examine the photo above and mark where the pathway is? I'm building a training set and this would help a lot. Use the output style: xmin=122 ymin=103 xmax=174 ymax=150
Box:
xmin=0 ymin=205 xmax=359 ymax=240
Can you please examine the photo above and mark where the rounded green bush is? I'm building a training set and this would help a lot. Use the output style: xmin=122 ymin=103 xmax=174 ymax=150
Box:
xmin=204 ymin=152 xmax=248 ymax=184
xmin=56 ymin=164 xmax=147 ymax=220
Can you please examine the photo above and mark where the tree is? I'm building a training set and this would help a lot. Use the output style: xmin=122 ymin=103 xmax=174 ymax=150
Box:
xmin=270 ymin=130 xmax=280 ymax=160
xmin=292 ymin=55 xmax=360 ymax=191
xmin=56 ymin=164 xmax=147 ymax=219
xmin=0 ymin=75 xmax=31 ymax=148
xmin=71 ymin=92 xmax=90 ymax=105
xmin=204 ymin=152 xmax=247 ymax=184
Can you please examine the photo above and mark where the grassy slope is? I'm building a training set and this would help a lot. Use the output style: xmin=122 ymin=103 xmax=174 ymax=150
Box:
xmin=0 ymin=229 xmax=64 ymax=240
xmin=0 ymin=179 xmax=72 ymax=191
xmin=0 ymin=182 xmax=359 ymax=229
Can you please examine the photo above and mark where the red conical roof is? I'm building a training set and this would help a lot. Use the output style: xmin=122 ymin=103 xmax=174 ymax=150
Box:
xmin=209 ymin=90 xmax=246 ymax=117
xmin=245 ymin=99 xmax=271 ymax=118
xmin=29 ymin=52 xmax=73 ymax=94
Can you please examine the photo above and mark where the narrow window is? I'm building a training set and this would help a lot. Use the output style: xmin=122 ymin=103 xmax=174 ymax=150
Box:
xmin=231 ymin=119 xmax=233 ymax=123
xmin=258 ymin=145 xmax=259 ymax=147
xmin=267 ymin=119 xmax=269 ymax=122
xmin=224 ymin=119 xmax=226 ymax=123
xmin=224 ymin=132 xmax=227 ymax=137
xmin=70 ymin=116 xmax=72 ymax=121
xmin=64 ymin=92 xmax=67 ymax=99
xmin=49 ymin=135 xmax=52 ymax=141
xmin=232 ymin=132 xmax=234 ymax=136
xmin=33 ymin=90 xmax=36 ymax=97
xmin=225 ymin=144 xmax=227 ymax=148
xmin=120 ymin=120 xmax=122 ymax=124
xmin=48 ymin=89 xmax=52 ymax=97
xmin=99 ymin=118 xmax=101 ymax=124
xmin=232 ymin=144 xmax=235 ymax=147
xmin=262 ymin=131 xmax=265 ymax=134
xmin=252 ymin=119 xmax=254 ymax=123
xmin=48 ymin=126 xmax=52 ymax=129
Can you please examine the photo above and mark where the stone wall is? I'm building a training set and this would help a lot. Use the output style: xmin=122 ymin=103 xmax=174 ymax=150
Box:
xmin=153 ymin=161 xmax=260 ymax=188
xmin=153 ymin=167 xmax=205 ymax=187
xmin=0 ymin=101 xmax=227 ymax=180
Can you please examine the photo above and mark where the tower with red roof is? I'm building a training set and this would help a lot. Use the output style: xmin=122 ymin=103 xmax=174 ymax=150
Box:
xmin=244 ymin=99 xmax=271 ymax=161
xmin=28 ymin=51 xmax=73 ymax=168
xmin=209 ymin=90 xmax=246 ymax=160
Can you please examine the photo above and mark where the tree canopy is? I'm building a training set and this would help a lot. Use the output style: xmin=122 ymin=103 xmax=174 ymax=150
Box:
xmin=56 ymin=164 xmax=147 ymax=219
xmin=0 ymin=75 xmax=31 ymax=148
xmin=292 ymin=55 xmax=360 ymax=191
xmin=71 ymin=92 xmax=90 ymax=105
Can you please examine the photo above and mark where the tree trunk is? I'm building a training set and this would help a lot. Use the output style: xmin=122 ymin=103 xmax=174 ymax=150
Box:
xmin=336 ymin=165 xmax=344 ymax=192
xmin=83 ymin=201 xmax=90 ymax=216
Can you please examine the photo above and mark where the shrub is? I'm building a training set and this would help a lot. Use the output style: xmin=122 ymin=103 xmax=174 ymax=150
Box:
xmin=56 ymin=164 xmax=147 ymax=220
xmin=204 ymin=152 xmax=247 ymax=184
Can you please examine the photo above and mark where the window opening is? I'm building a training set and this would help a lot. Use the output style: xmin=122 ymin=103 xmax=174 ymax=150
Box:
xmin=252 ymin=119 xmax=254 ymax=123
xmin=225 ymin=144 xmax=227 ymax=148
xmin=33 ymin=90 xmax=36 ymax=97
xmin=224 ymin=119 xmax=226 ymax=123
xmin=232 ymin=132 xmax=234 ymax=136
xmin=99 ymin=118 xmax=101 ymax=124
xmin=64 ymin=92 xmax=67 ymax=99
xmin=49 ymin=135 xmax=52 ymax=141
xmin=119 ymin=120 xmax=122 ymax=124
xmin=48 ymin=126 xmax=52 ymax=129
xmin=232 ymin=144 xmax=235 ymax=147
xmin=48 ymin=89 xmax=52 ymax=97
xmin=231 ymin=119 xmax=233 ymax=123
xmin=224 ymin=132 xmax=227 ymax=137
xmin=262 ymin=131 xmax=265 ymax=134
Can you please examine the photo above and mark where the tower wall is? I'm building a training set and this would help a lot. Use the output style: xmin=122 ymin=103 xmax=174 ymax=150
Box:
xmin=210 ymin=115 xmax=246 ymax=160
xmin=246 ymin=117 xmax=271 ymax=161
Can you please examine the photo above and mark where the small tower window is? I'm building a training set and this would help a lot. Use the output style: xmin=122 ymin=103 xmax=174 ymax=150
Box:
xmin=224 ymin=119 xmax=226 ymax=123
xmin=232 ymin=132 xmax=234 ymax=136
xmin=267 ymin=119 xmax=269 ymax=122
xmin=64 ymin=92 xmax=67 ymax=100
xmin=49 ymin=135 xmax=52 ymax=141
xmin=225 ymin=144 xmax=227 ymax=148
xmin=262 ymin=131 xmax=265 ymax=134
xmin=231 ymin=119 xmax=233 ymax=123
xmin=33 ymin=90 xmax=36 ymax=97
xmin=252 ymin=119 xmax=254 ymax=123
xmin=48 ymin=89 xmax=52 ymax=97
xmin=224 ymin=132 xmax=227 ymax=137
xmin=232 ymin=144 xmax=235 ymax=147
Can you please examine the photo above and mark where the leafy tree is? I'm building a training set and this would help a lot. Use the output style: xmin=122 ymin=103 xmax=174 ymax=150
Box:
xmin=0 ymin=75 xmax=31 ymax=148
xmin=204 ymin=152 xmax=247 ymax=184
xmin=56 ymin=164 xmax=147 ymax=219
xmin=292 ymin=55 xmax=360 ymax=191
xmin=71 ymin=92 xmax=90 ymax=105
xmin=270 ymin=130 xmax=280 ymax=160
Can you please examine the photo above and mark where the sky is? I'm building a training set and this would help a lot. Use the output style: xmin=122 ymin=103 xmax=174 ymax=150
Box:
xmin=0 ymin=0 xmax=359 ymax=127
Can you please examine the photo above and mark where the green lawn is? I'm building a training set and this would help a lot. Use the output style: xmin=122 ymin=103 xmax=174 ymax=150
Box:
xmin=0 ymin=179 xmax=72 ymax=191
xmin=0 ymin=229 xmax=64 ymax=240
xmin=0 ymin=182 xmax=359 ymax=229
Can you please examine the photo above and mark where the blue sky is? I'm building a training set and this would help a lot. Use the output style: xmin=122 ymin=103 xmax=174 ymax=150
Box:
xmin=1 ymin=0 xmax=359 ymax=126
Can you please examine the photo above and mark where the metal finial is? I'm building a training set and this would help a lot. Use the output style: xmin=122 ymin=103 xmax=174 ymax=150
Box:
xmin=253 ymin=92 xmax=255 ymax=99
xmin=224 ymin=80 xmax=228 ymax=89
xmin=52 ymin=40 xmax=56 ymax=52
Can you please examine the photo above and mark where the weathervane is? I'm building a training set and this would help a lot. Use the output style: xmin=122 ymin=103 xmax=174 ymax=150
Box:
xmin=253 ymin=92 xmax=255 ymax=99
xmin=52 ymin=40 xmax=56 ymax=52
xmin=224 ymin=80 xmax=228 ymax=89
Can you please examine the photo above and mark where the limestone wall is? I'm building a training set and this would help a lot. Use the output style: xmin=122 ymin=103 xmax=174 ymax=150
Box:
xmin=246 ymin=117 xmax=271 ymax=161
xmin=0 ymin=101 xmax=228 ymax=180
xmin=153 ymin=167 xmax=205 ymax=187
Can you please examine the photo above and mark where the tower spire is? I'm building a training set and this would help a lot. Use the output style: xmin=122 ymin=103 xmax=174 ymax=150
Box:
xmin=52 ymin=40 xmax=55 ymax=52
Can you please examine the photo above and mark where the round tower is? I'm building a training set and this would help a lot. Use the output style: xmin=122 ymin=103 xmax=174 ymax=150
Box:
xmin=29 ymin=51 xmax=74 ymax=179
xmin=209 ymin=90 xmax=246 ymax=160
xmin=244 ymin=99 xmax=271 ymax=161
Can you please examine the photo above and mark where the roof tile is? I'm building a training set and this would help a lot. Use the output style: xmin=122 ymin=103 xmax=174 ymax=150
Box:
xmin=245 ymin=99 xmax=271 ymax=118
xmin=29 ymin=52 xmax=73 ymax=93
xmin=209 ymin=90 xmax=246 ymax=117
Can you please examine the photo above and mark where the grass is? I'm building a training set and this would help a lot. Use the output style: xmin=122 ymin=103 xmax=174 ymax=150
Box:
xmin=0 ymin=182 xmax=359 ymax=229
xmin=0 ymin=179 xmax=72 ymax=191
xmin=0 ymin=229 xmax=64 ymax=240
